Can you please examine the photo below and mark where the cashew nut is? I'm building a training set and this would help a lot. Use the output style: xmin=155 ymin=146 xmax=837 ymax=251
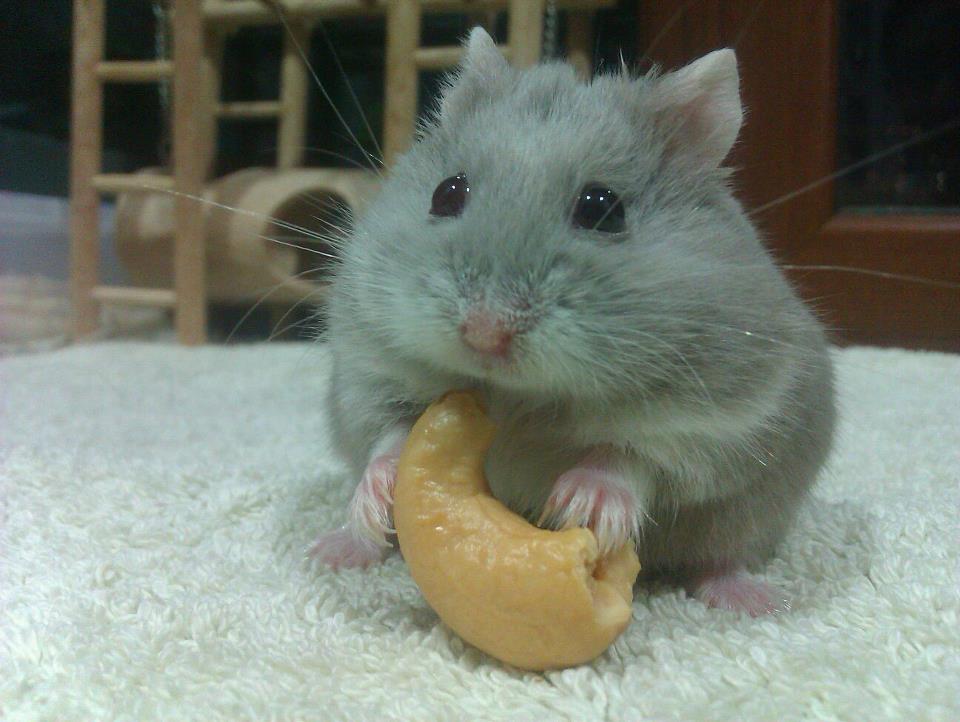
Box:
xmin=394 ymin=391 xmax=641 ymax=671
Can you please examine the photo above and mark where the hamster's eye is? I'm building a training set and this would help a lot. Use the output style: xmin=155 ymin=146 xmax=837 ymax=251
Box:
xmin=430 ymin=173 xmax=470 ymax=217
xmin=572 ymin=185 xmax=625 ymax=233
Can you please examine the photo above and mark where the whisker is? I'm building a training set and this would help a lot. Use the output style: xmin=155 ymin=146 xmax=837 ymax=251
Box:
xmin=629 ymin=330 xmax=714 ymax=404
xmin=293 ymin=194 xmax=344 ymax=220
xmin=258 ymin=144 xmax=377 ymax=174
xmin=301 ymin=146 xmax=382 ymax=173
xmin=257 ymin=233 xmax=337 ymax=258
xmin=262 ymin=276 xmax=330 ymax=341
xmin=732 ymin=0 xmax=768 ymax=48
xmin=261 ymin=217 xmax=327 ymax=242
xmin=271 ymin=5 xmax=383 ymax=175
xmin=751 ymin=116 xmax=960 ymax=215
xmin=781 ymin=265 xmax=960 ymax=290
xmin=268 ymin=299 xmax=325 ymax=341
xmin=153 ymin=186 xmax=330 ymax=242
xmin=270 ymin=313 xmax=324 ymax=342
xmin=315 ymin=21 xmax=386 ymax=164
xmin=294 ymin=191 xmax=354 ymax=228
xmin=638 ymin=0 xmax=699 ymax=68
xmin=225 ymin=265 xmax=328 ymax=343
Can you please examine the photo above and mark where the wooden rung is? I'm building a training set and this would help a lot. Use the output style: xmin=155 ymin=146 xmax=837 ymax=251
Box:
xmin=92 ymin=173 xmax=175 ymax=195
xmin=96 ymin=60 xmax=174 ymax=82
xmin=216 ymin=101 xmax=283 ymax=119
xmin=414 ymin=44 xmax=511 ymax=70
xmin=92 ymin=286 xmax=177 ymax=307
xmin=202 ymin=0 xmax=618 ymax=25
xmin=414 ymin=46 xmax=463 ymax=70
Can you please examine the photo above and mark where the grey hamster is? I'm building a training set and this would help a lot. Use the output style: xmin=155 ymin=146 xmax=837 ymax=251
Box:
xmin=310 ymin=28 xmax=835 ymax=615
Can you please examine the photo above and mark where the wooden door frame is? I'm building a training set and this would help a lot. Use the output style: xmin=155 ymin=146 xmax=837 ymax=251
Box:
xmin=638 ymin=0 xmax=960 ymax=351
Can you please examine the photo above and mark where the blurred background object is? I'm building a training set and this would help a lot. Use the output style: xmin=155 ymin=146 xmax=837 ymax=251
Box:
xmin=639 ymin=0 xmax=959 ymax=351
xmin=1 ymin=0 xmax=635 ymax=350
xmin=1 ymin=1 xmax=956 ymax=352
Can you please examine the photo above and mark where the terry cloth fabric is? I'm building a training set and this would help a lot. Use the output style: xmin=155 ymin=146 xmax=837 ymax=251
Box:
xmin=1 ymin=342 xmax=958 ymax=721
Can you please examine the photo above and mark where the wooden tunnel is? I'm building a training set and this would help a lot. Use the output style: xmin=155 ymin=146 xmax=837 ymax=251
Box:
xmin=114 ymin=168 xmax=379 ymax=305
xmin=70 ymin=0 xmax=613 ymax=344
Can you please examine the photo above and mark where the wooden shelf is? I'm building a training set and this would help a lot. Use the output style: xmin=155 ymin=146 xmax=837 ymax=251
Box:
xmin=216 ymin=101 xmax=284 ymax=119
xmin=96 ymin=60 xmax=174 ymax=82
xmin=92 ymin=173 xmax=175 ymax=195
xmin=414 ymin=45 xmax=511 ymax=70
xmin=202 ymin=0 xmax=615 ymax=26
xmin=92 ymin=286 xmax=178 ymax=308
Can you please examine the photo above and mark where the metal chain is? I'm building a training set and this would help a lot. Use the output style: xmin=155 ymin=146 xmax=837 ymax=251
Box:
xmin=543 ymin=0 xmax=560 ymax=59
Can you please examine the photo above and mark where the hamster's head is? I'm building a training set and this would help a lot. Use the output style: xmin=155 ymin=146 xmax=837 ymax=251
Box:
xmin=334 ymin=28 xmax=808 ymax=407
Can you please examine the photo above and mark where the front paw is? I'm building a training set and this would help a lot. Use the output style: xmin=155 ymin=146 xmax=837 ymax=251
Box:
xmin=311 ymin=452 xmax=399 ymax=571
xmin=539 ymin=467 xmax=639 ymax=556
xmin=348 ymin=452 xmax=400 ymax=545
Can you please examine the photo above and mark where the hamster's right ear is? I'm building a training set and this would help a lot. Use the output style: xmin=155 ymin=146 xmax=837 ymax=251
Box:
xmin=438 ymin=27 xmax=509 ymax=118
xmin=650 ymin=48 xmax=743 ymax=168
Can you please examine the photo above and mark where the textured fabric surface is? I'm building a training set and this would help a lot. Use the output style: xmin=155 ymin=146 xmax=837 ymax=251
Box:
xmin=0 ymin=274 xmax=168 ymax=357
xmin=2 ymin=342 xmax=958 ymax=721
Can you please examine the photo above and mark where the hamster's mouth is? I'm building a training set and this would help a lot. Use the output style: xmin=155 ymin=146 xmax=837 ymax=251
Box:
xmin=440 ymin=345 xmax=560 ymax=395
xmin=467 ymin=350 xmax=543 ymax=392
xmin=472 ymin=350 xmax=516 ymax=375
xmin=439 ymin=342 xmax=519 ymax=383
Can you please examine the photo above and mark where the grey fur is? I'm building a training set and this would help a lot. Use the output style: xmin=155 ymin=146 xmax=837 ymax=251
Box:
xmin=323 ymin=28 xmax=835 ymax=576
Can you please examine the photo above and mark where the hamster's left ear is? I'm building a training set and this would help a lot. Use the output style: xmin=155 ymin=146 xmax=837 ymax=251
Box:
xmin=438 ymin=27 xmax=509 ymax=118
xmin=460 ymin=27 xmax=509 ymax=81
xmin=651 ymin=49 xmax=743 ymax=167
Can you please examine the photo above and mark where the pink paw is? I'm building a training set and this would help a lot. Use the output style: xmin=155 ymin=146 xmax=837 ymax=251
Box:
xmin=689 ymin=570 xmax=787 ymax=617
xmin=348 ymin=452 xmax=400 ymax=544
xmin=539 ymin=466 xmax=638 ymax=555
xmin=308 ymin=526 xmax=386 ymax=570
xmin=311 ymin=450 xmax=400 ymax=571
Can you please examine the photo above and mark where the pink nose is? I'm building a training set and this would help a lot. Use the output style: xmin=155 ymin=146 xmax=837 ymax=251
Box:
xmin=460 ymin=311 xmax=514 ymax=358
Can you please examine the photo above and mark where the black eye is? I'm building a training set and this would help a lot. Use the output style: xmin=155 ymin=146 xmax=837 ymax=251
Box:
xmin=572 ymin=185 xmax=625 ymax=233
xmin=430 ymin=173 xmax=470 ymax=217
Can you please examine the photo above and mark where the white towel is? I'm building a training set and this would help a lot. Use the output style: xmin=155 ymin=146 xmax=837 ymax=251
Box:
xmin=2 ymin=342 xmax=958 ymax=721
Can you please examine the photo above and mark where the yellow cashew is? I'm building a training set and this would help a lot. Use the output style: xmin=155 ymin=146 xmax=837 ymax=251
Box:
xmin=394 ymin=391 xmax=641 ymax=671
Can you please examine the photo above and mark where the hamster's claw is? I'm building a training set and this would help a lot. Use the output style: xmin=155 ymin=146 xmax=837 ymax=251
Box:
xmin=688 ymin=569 xmax=788 ymax=617
xmin=538 ymin=466 xmax=639 ymax=556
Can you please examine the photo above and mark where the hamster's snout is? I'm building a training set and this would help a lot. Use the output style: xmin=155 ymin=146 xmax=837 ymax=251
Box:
xmin=460 ymin=309 xmax=515 ymax=359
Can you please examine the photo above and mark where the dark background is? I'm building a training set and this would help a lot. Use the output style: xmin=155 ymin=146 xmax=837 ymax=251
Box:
xmin=2 ymin=1 xmax=956 ymax=346
xmin=0 ymin=1 xmax=640 ymax=197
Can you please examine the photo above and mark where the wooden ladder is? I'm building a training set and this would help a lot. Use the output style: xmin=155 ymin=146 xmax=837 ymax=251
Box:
xmin=382 ymin=0 xmax=597 ymax=165
xmin=70 ymin=0 xmax=207 ymax=344
xmin=70 ymin=0 xmax=604 ymax=344
xmin=206 ymin=19 xmax=312 ymax=171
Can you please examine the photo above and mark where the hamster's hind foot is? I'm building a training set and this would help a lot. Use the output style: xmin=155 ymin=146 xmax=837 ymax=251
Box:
xmin=309 ymin=446 xmax=402 ymax=570
xmin=307 ymin=526 xmax=387 ymax=570
xmin=686 ymin=568 xmax=788 ymax=617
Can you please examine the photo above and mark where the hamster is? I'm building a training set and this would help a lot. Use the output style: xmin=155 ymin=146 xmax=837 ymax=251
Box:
xmin=310 ymin=27 xmax=836 ymax=616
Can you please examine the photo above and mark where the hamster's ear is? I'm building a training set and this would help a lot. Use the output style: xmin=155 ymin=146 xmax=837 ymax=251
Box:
xmin=460 ymin=27 xmax=509 ymax=81
xmin=438 ymin=27 xmax=509 ymax=118
xmin=651 ymin=49 xmax=742 ymax=167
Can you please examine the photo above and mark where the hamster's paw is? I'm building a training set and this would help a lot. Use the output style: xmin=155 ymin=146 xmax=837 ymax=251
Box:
xmin=539 ymin=466 xmax=639 ymax=556
xmin=309 ymin=451 xmax=400 ymax=570
xmin=688 ymin=569 xmax=788 ymax=617
xmin=348 ymin=451 xmax=400 ymax=543
xmin=308 ymin=525 xmax=386 ymax=570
